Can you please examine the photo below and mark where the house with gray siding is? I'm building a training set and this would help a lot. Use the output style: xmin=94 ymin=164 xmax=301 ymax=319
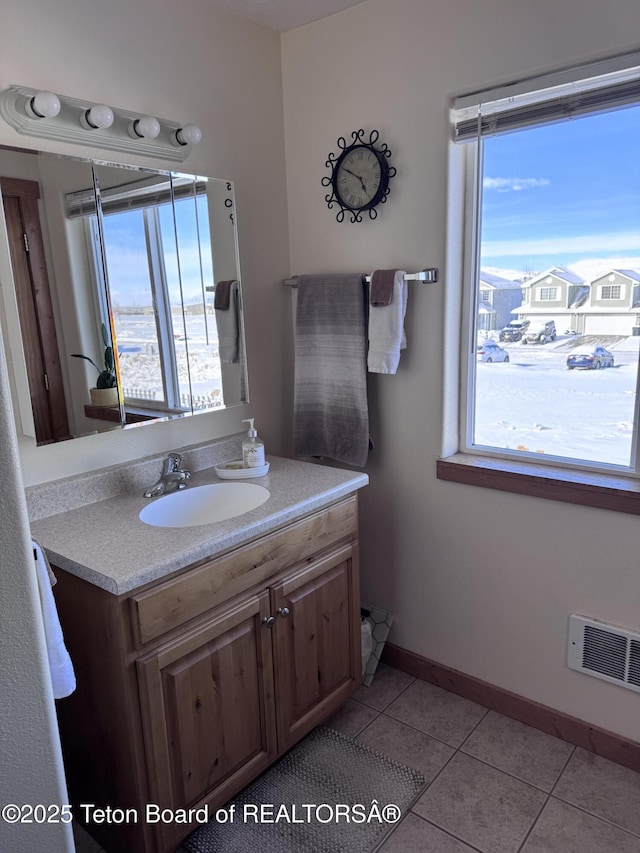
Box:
xmin=514 ymin=266 xmax=640 ymax=335
xmin=581 ymin=269 xmax=640 ymax=335
xmin=478 ymin=270 xmax=522 ymax=331
xmin=516 ymin=267 xmax=586 ymax=332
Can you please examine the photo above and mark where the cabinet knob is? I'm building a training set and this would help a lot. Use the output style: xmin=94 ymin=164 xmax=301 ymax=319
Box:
xmin=278 ymin=607 xmax=290 ymax=619
xmin=262 ymin=616 xmax=275 ymax=628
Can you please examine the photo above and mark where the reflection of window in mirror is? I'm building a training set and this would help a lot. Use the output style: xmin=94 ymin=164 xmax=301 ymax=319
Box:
xmin=0 ymin=146 xmax=248 ymax=446
xmin=72 ymin=177 xmax=224 ymax=416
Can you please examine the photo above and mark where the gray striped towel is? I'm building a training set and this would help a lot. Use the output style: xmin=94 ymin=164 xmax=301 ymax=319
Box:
xmin=294 ymin=274 xmax=369 ymax=467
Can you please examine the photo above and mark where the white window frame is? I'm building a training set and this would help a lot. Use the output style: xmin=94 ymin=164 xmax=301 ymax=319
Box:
xmin=537 ymin=286 xmax=559 ymax=302
xmin=449 ymin=53 xmax=640 ymax=479
xmin=600 ymin=284 xmax=622 ymax=300
xmin=88 ymin=206 xmax=188 ymax=412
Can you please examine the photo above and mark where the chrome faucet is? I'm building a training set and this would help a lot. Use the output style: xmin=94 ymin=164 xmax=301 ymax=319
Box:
xmin=144 ymin=453 xmax=191 ymax=498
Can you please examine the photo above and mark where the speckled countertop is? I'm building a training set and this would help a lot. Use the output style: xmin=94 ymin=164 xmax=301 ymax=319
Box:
xmin=30 ymin=455 xmax=368 ymax=596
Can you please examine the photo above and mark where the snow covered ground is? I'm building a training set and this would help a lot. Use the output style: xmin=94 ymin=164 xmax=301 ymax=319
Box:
xmin=114 ymin=312 xmax=224 ymax=406
xmin=473 ymin=335 xmax=640 ymax=467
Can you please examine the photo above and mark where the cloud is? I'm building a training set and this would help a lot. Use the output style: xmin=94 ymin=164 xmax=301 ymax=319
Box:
xmin=483 ymin=232 xmax=640 ymax=258
xmin=483 ymin=177 xmax=550 ymax=192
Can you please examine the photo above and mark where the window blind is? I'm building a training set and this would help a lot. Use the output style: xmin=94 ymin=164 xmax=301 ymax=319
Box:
xmin=66 ymin=175 xmax=207 ymax=219
xmin=454 ymin=59 xmax=640 ymax=141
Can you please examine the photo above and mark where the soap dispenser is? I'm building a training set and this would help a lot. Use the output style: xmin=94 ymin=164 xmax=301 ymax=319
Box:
xmin=242 ymin=418 xmax=265 ymax=468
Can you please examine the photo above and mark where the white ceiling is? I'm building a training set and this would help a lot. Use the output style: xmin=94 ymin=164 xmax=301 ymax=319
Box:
xmin=209 ymin=0 xmax=369 ymax=32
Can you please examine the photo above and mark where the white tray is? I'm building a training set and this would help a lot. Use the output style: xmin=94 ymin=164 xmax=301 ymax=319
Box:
xmin=214 ymin=460 xmax=270 ymax=479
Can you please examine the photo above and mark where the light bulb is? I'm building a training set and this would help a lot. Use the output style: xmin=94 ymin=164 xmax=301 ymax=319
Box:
xmin=173 ymin=124 xmax=202 ymax=147
xmin=27 ymin=91 xmax=61 ymax=119
xmin=83 ymin=104 xmax=114 ymax=130
xmin=129 ymin=116 xmax=161 ymax=139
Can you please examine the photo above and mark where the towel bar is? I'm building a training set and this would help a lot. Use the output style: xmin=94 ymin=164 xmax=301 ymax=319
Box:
xmin=283 ymin=268 xmax=438 ymax=287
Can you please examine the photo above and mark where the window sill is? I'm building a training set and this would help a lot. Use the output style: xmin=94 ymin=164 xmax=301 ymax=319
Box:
xmin=83 ymin=404 xmax=156 ymax=425
xmin=437 ymin=453 xmax=640 ymax=516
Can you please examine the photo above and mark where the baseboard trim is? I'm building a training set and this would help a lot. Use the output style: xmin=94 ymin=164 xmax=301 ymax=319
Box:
xmin=381 ymin=643 xmax=640 ymax=773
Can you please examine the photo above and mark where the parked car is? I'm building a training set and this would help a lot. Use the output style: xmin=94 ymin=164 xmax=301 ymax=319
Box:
xmin=566 ymin=346 xmax=615 ymax=370
xmin=499 ymin=320 xmax=530 ymax=342
xmin=477 ymin=341 xmax=510 ymax=363
xmin=522 ymin=320 xmax=556 ymax=344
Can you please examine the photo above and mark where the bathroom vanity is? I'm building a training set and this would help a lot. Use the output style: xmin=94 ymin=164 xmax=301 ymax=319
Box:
xmin=29 ymin=450 xmax=367 ymax=853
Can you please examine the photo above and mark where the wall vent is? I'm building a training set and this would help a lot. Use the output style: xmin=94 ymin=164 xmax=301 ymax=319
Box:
xmin=568 ymin=614 xmax=640 ymax=693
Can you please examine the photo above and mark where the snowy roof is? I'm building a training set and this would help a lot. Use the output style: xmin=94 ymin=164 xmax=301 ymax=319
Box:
xmin=612 ymin=269 xmax=640 ymax=283
xmin=525 ymin=266 xmax=584 ymax=287
xmin=479 ymin=270 xmax=521 ymax=290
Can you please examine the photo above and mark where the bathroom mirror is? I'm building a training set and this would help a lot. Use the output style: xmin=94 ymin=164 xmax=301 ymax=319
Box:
xmin=0 ymin=146 xmax=247 ymax=445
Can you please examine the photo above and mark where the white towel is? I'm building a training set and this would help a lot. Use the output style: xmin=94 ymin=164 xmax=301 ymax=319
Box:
xmin=33 ymin=541 xmax=76 ymax=700
xmin=367 ymin=270 xmax=408 ymax=374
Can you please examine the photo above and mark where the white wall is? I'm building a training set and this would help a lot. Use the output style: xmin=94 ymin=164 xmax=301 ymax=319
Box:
xmin=0 ymin=0 xmax=291 ymax=486
xmin=0 ymin=1 xmax=289 ymax=847
xmin=282 ymin=0 xmax=640 ymax=741
xmin=0 ymin=328 xmax=73 ymax=852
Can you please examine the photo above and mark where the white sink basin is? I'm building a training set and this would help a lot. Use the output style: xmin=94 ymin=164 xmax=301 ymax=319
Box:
xmin=139 ymin=482 xmax=270 ymax=528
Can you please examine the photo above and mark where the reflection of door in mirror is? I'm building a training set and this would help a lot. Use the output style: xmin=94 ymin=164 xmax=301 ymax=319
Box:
xmin=0 ymin=177 xmax=71 ymax=444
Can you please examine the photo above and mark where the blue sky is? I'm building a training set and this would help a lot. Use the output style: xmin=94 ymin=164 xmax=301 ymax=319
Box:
xmin=102 ymin=197 xmax=213 ymax=308
xmin=480 ymin=104 xmax=640 ymax=275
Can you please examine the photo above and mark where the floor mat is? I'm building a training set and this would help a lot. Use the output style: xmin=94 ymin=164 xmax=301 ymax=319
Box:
xmin=184 ymin=726 xmax=426 ymax=853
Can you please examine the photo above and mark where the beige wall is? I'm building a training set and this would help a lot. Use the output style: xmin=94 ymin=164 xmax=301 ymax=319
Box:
xmin=282 ymin=0 xmax=640 ymax=741
xmin=0 ymin=0 xmax=291 ymax=486
xmin=3 ymin=0 xmax=640 ymax=836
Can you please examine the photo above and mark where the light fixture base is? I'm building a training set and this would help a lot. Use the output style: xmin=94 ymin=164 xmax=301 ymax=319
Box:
xmin=0 ymin=85 xmax=198 ymax=162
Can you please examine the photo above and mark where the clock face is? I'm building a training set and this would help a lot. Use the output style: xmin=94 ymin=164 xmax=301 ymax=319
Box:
xmin=334 ymin=145 xmax=388 ymax=211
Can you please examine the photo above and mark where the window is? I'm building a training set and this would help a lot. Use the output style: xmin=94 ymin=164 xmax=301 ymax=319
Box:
xmin=453 ymin=57 xmax=640 ymax=475
xmin=73 ymin=177 xmax=221 ymax=413
xmin=600 ymin=284 xmax=622 ymax=299
xmin=537 ymin=286 xmax=558 ymax=301
xmin=480 ymin=289 xmax=491 ymax=303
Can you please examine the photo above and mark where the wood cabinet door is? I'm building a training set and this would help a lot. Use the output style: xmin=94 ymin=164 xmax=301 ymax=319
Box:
xmin=271 ymin=543 xmax=361 ymax=752
xmin=136 ymin=591 xmax=277 ymax=848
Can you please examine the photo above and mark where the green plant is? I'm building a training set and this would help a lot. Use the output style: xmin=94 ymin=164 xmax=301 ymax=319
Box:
xmin=71 ymin=323 xmax=117 ymax=389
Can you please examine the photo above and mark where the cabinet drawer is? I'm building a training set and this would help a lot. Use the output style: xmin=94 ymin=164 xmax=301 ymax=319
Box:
xmin=130 ymin=496 xmax=358 ymax=647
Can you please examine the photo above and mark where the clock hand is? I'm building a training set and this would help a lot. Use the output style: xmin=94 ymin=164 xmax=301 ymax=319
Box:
xmin=343 ymin=168 xmax=367 ymax=193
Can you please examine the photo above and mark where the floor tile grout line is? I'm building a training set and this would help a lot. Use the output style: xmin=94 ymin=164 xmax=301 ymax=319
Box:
xmin=381 ymin=706 xmax=489 ymax=751
xmin=456 ymin=752 xmax=569 ymax=795
xmin=405 ymin=811 xmax=487 ymax=853
xmin=356 ymin=708 xmax=383 ymax=739
xmin=457 ymin=705 xmax=491 ymax=749
xmin=378 ymin=704 xmax=584 ymax=796
xmin=548 ymin=793 xmax=640 ymax=840
xmin=353 ymin=673 xmax=417 ymax=714
xmin=548 ymin=744 xmax=576 ymax=797
xmin=355 ymin=704 xmax=461 ymax=805
xmin=515 ymin=791 xmax=551 ymax=853
xmin=408 ymin=741 xmax=461 ymax=803
xmin=362 ymin=704 xmax=479 ymax=753
xmin=411 ymin=806 xmax=501 ymax=853
xmin=364 ymin=673 xmax=640 ymax=842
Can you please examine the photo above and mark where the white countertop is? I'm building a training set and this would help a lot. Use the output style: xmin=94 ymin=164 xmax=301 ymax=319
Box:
xmin=30 ymin=456 xmax=368 ymax=595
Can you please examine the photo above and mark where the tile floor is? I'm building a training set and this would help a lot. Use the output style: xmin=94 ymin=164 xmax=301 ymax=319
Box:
xmin=73 ymin=665 xmax=640 ymax=853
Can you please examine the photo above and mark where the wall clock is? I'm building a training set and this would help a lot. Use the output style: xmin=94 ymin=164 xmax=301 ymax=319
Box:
xmin=322 ymin=129 xmax=396 ymax=223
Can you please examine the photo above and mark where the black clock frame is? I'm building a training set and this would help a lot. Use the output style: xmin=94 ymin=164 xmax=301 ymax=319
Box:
xmin=322 ymin=129 xmax=396 ymax=223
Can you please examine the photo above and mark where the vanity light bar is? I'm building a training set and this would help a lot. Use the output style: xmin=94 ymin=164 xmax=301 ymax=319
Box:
xmin=0 ymin=85 xmax=202 ymax=163
xmin=283 ymin=269 xmax=439 ymax=287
